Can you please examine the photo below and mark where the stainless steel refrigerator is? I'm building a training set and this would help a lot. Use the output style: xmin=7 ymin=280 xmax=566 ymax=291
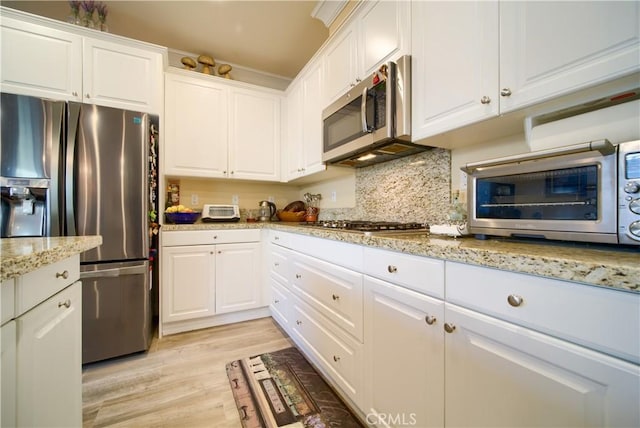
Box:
xmin=1 ymin=92 xmax=155 ymax=364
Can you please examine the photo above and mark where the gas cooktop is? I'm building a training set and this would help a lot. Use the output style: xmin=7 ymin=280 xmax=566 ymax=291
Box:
xmin=302 ymin=220 xmax=430 ymax=236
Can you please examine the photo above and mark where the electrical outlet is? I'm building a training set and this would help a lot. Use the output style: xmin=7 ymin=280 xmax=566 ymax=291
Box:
xmin=268 ymin=196 xmax=275 ymax=203
xmin=460 ymin=171 xmax=468 ymax=190
xmin=231 ymin=195 xmax=239 ymax=205
xmin=191 ymin=194 xmax=199 ymax=206
xmin=331 ymin=191 xmax=337 ymax=202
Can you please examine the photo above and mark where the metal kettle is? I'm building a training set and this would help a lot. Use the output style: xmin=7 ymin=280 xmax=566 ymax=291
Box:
xmin=258 ymin=200 xmax=276 ymax=221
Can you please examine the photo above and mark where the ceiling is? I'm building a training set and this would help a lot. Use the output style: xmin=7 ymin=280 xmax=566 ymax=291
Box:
xmin=1 ymin=0 xmax=331 ymax=79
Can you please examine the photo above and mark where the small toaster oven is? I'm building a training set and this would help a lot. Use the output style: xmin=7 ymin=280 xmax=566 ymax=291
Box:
xmin=201 ymin=204 xmax=240 ymax=222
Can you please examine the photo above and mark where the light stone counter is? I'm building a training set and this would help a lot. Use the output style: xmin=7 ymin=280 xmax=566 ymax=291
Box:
xmin=0 ymin=236 xmax=103 ymax=281
xmin=162 ymin=222 xmax=639 ymax=293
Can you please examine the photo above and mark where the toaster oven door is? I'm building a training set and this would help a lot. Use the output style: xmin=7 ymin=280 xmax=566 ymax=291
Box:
xmin=468 ymin=149 xmax=618 ymax=243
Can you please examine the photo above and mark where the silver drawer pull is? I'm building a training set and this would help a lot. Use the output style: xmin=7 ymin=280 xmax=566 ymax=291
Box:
xmin=425 ymin=315 xmax=437 ymax=325
xmin=58 ymin=299 xmax=71 ymax=308
xmin=295 ymin=274 xmax=302 ymax=279
xmin=444 ymin=323 xmax=456 ymax=333
xmin=333 ymin=355 xmax=340 ymax=362
xmin=296 ymin=320 xmax=302 ymax=325
xmin=56 ymin=270 xmax=69 ymax=279
xmin=274 ymin=299 xmax=280 ymax=304
xmin=387 ymin=265 xmax=397 ymax=273
xmin=332 ymin=294 xmax=340 ymax=301
xmin=274 ymin=262 xmax=280 ymax=267
xmin=507 ymin=294 xmax=524 ymax=307
xmin=274 ymin=236 xmax=280 ymax=240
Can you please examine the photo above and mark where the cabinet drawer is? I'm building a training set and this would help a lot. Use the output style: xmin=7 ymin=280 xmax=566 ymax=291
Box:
xmin=446 ymin=262 xmax=640 ymax=364
xmin=1 ymin=279 xmax=15 ymax=324
xmin=271 ymin=231 xmax=363 ymax=271
xmin=269 ymin=278 xmax=291 ymax=331
xmin=269 ymin=244 xmax=290 ymax=286
xmin=291 ymin=252 xmax=363 ymax=341
xmin=270 ymin=229 xmax=292 ymax=247
xmin=162 ymin=229 xmax=260 ymax=246
xmin=364 ymin=247 xmax=445 ymax=299
xmin=290 ymin=295 xmax=363 ymax=408
xmin=15 ymin=255 xmax=79 ymax=317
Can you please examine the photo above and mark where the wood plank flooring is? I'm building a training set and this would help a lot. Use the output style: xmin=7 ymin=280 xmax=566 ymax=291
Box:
xmin=82 ymin=317 xmax=293 ymax=428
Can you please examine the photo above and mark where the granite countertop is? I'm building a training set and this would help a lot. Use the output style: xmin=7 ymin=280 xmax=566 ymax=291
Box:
xmin=0 ymin=236 xmax=103 ymax=281
xmin=163 ymin=221 xmax=640 ymax=293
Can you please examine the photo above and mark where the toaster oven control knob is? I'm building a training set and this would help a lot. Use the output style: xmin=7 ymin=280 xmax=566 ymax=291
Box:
xmin=629 ymin=199 xmax=640 ymax=214
xmin=629 ymin=221 xmax=640 ymax=237
xmin=624 ymin=181 xmax=640 ymax=194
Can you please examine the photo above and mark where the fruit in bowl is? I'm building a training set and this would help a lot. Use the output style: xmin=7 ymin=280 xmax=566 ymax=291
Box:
xmin=165 ymin=205 xmax=201 ymax=224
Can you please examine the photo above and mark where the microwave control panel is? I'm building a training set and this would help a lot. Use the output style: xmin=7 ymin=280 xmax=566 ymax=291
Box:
xmin=618 ymin=140 xmax=640 ymax=244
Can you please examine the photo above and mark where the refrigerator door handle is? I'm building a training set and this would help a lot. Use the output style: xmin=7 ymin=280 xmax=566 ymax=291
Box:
xmin=81 ymin=264 xmax=148 ymax=279
xmin=48 ymin=101 xmax=66 ymax=237
xmin=65 ymin=102 xmax=81 ymax=236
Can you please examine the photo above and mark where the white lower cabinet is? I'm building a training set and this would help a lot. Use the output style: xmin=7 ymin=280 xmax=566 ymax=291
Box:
xmin=161 ymin=245 xmax=216 ymax=322
xmin=269 ymin=278 xmax=291 ymax=331
xmin=444 ymin=302 xmax=640 ymax=427
xmin=16 ymin=282 xmax=82 ymax=428
xmin=215 ymin=242 xmax=261 ymax=314
xmin=160 ymin=230 xmax=266 ymax=335
xmin=1 ymin=319 xmax=16 ymax=427
xmin=363 ymin=276 xmax=444 ymax=428
xmin=290 ymin=294 xmax=364 ymax=409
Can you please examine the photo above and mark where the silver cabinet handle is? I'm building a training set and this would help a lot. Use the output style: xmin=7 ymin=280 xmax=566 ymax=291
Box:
xmin=355 ymin=78 xmax=361 ymax=83
xmin=425 ymin=315 xmax=437 ymax=325
xmin=72 ymin=91 xmax=78 ymax=97
xmin=480 ymin=96 xmax=491 ymax=104
xmin=296 ymin=320 xmax=302 ymax=325
xmin=274 ymin=236 xmax=280 ymax=240
xmin=58 ymin=299 xmax=71 ymax=308
xmin=274 ymin=299 xmax=279 ymax=304
xmin=295 ymin=274 xmax=302 ymax=279
xmin=500 ymin=88 xmax=512 ymax=97
xmin=218 ymin=250 xmax=222 ymax=254
xmin=86 ymin=93 xmax=91 ymax=98
xmin=274 ymin=262 xmax=280 ymax=267
xmin=387 ymin=265 xmax=397 ymax=273
xmin=507 ymin=294 xmax=524 ymax=307
xmin=213 ymin=235 xmax=218 ymax=239
xmin=56 ymin=270 xmax=69 ymax=279
xmin=333 ymin=355 xmax=341 ymax=362
xmin=223 ymin=171 xmax=227 ymax=174
xmin=444 ymin=323 xmax=456 ymax=333
xmin=332 ymin=294 xmax=340 ymax=301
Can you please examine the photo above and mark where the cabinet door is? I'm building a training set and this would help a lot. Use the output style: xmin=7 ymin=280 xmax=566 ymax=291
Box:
xmin=83 ymin=37 xmax=163 ymax=113
xmin=164 ymin=73 xmax=229 ymax=178
xmin=215 ymin=242 xmax=262 ymax=314
xmin=1 ymin=320 xmax=16 ymax=428
xmin=229 ymin=88 xmax=281 ymax=181
xmin=0 ymin=16 xmax=82 ymax=101
xmin=358 ymin=0 xmax=410 ymax=78
xmin=301 ymin=60 xmax=326 ymax=176
xmin=500 ymin=1 xmax=640 ymax=112
xmin=323 ymin=22 xmax=359 ymax=105
xmin=269 ymin=278 xmax=291 ymax=332
xmin=444 ymin=303 xmax=640 ymax=428
xmin=16 ymin=282 xmax=82 ymax=428
xmin=161 ymin=245 xmax=216 ymax=322
xmin=412 ymin=0 xmax=499 ymax=141
xmin=364 ymin=276 xmax=444 ymax=428
xmin=285 ymin=79 xmax=305 ymax=180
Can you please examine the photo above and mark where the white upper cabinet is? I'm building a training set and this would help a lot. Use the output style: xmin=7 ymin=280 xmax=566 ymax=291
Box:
xmin=411 ymin=0 xmax=640 ymax=142
xmin=499 ymin=1 xmax=640 ymax=112
xmin=0 ymin=10 xmax=165 ymax=113
xmin=164 ymin=72 xmax=229 ymax=178
xmin=323 ymin=0 xmax=410 ymax=105
xmin=164 ymin=69 xmax=283 ymax=181
xmin=1 ymin=16 xmax=83 ymax=101
xmin=229 ymin=88 xmax=281 ymax=181
xmin=82 ymin=37 xmax=163 ymax=113
xmin=412 ymin=1 xmax=499 ymax=140
xmin=285 ymin=58 xmax=326 ymax=181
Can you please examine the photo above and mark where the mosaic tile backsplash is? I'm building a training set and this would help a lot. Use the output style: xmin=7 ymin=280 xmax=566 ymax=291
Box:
xmin=320 ymin=148 xmax=452 ymax=224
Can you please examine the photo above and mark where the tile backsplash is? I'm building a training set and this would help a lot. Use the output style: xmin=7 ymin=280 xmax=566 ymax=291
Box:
xmin=319 ymin=148 xmax=452 ymax=224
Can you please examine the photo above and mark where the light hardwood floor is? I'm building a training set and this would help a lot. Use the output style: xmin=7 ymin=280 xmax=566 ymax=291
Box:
xmin=82 ymin=317 xmax=294 ymax=428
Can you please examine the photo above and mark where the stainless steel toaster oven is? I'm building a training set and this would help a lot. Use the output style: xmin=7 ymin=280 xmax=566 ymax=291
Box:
xmin=463 ymin=139 xmax=640 ymax=246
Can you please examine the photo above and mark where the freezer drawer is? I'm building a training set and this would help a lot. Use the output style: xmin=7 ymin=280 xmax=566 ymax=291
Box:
xmin=81 ymin=261 xmax=153 ymax=364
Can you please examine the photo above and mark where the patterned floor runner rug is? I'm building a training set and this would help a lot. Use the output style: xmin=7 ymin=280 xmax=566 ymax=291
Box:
xmin=226 ymin=347 xmax=364 ymax=428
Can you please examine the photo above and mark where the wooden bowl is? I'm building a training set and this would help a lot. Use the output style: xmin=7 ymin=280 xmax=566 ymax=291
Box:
xmin=276 ymin=210 xmax=306 ymax=222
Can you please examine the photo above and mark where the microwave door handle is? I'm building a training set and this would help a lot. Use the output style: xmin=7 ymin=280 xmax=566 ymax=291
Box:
xmin=361 ymin=87 xmax=370 ymax=133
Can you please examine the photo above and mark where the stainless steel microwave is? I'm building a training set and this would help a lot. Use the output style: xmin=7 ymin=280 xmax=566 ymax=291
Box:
xmin=463 ymin=139 xmax=640 ymax=246
xmin=322 ymin=55 xmax=429 ymax=167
